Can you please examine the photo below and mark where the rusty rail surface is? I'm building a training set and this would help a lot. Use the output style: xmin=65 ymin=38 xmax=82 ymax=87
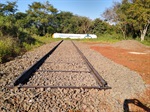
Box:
xmin=6 ymin=40 xmax=111 ymax=90
xmin=72 ymin=41 xmax=111 ymax=89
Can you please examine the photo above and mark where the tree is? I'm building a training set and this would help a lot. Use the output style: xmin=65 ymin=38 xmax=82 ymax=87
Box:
xmin=125 ymin=0 xmax=150 ymax=41
xmin=55 ymin=11 xmax=74 ymax=33
xmin=0 ymin=1 xmax=17 ymax=16
xmin=0 ymin=2 xmax=18 ymax=37
xmin=91 ymin=18 xmax=110 ymax=36
xmin=78 ymin=17 xmax=92 ymax=34
xmin=103 ymin=0 xmax=150 ymax=41
xmin=26 ymin=1 xmax=58 ymax=36
xmin=102 ymin=2 xmax=128 ymax=39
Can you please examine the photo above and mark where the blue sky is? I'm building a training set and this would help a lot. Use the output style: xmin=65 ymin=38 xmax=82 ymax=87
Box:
xmin=1 ymin=0 xmax=121 ymax=20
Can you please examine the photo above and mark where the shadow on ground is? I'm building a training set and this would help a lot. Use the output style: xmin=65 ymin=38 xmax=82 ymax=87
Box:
xmin=123 ymin=99 xmax=150 ymax=112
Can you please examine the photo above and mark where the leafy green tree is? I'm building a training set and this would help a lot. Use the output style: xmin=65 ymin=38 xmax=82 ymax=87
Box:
xmin=0 ymin=1 xmax=17 ymax=16
xmin=0 ymin=2 xmax=18 ymax=37
xmin=55 ymin=11 xmax=74 ymax=33
xmin=124 ymin=0 xmax=150 ymax=41
xmin=26 ymin=1 xmax=58 ymax=36
xmin=78 ymin=17 xmax=92 ymax=34
xmin=103 ymin=0 xmax=150 ymax=41
xmin=91 ymin=18 xmax=110 ymax=36
xmin=56 ymin=12 xmax=93 ymax=34
xmin=102 ymin=2 xmax=128 ymax=39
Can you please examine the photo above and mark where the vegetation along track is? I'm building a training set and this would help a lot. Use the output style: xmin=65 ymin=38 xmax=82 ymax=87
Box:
xmin=6 ymin=40 xmax=111 ymax=90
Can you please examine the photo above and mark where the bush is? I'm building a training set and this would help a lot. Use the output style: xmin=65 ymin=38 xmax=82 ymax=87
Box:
xmin=0 ymin=35 xmax=61 ymax=63
xmin=0 ymin=37 xmax=20 ymax=63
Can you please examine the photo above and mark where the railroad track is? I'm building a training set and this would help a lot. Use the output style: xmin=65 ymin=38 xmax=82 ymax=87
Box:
xmin=6 ymin=40 xmax=111 ymax=90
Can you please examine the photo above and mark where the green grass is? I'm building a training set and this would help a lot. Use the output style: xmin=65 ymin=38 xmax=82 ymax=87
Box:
xmin=141 ymin=40 xmax=150 ymax=46
xmin=74 ymin=34 xmax=122 ymax=43
xmin=140 ymin=38 xmax=150 ymax=46
xmin=33 ymin=35 xmax=61 ymax=44
xmin=135 ymin=36 xmax=150 ymax=46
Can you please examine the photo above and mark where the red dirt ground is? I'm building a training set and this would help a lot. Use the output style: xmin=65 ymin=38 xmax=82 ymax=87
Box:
xmin=90 ymin=42 xmax=150 ymax=84
xmin=88 ymin=40 xmax=150 ymax=111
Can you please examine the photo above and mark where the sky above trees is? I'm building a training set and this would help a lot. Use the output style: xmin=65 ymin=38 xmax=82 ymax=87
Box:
xmin=1 ymin=0 xmax=121 ymax=20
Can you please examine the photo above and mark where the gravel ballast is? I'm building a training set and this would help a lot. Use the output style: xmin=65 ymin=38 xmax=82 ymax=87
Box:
xmin=26 ymin=41 xmax=97 ymax=87
xmin=0 ymin=40 xmax=146 ymax=111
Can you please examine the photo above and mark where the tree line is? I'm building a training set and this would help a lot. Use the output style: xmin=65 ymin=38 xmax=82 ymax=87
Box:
xmin=0 ymin=1 xmax=112 ymax=38
xmin=0 ymin=1 xmax=149 ymax=40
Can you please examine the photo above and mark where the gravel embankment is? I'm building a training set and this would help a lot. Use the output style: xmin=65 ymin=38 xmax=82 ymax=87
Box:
xmin=0 ymin=40 xmax=146 ymax=112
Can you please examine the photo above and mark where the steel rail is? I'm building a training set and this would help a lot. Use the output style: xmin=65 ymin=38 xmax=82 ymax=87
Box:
xmin=72 ymin=41 xmax=111 ymax=89
xmin=6 ymin=40 xmax=111 ymax=90
xmin=6 ymin=85 xmax=109 ymax=89
xmin=13 ymin=40 xmax=63 ymax=86
xmin=44 ymin=62 xmax=86 ymax=64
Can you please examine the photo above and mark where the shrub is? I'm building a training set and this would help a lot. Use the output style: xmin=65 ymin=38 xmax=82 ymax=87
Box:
xmin=0 ymin=37 xmax=20 ymax=63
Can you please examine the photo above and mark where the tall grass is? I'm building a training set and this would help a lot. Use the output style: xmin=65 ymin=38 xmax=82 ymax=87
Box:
xmin=0 ymin=35 xmax=61 ymax=63
xmin=22 ymin=36 xmax=59 ymax=50
xmin=33 ymin=35 xmax=61 ymax=44
xmin=0 ymin=37 xmax=20 ymax=63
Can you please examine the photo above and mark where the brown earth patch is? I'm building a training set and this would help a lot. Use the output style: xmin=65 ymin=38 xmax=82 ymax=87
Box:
xmin=90 ymin=40 xmax=150 ymax=84
xmin=89 ymin=40 xmax=150 ymax=111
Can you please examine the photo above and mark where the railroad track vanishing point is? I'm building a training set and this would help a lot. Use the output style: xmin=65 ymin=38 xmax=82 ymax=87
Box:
xmin=6 ymin=40 xmax=111 ymax=90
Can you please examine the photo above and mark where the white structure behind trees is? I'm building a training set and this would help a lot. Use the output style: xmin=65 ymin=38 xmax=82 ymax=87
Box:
xmin=52 ymin=33 xmax=97 ymax=39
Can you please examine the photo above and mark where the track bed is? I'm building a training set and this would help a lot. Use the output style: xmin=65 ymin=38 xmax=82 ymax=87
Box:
xmin=8 ymin=40 xmax=110 ymax=89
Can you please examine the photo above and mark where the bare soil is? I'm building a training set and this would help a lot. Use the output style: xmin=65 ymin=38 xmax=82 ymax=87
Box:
xmin=89 ymin=40 xmax=150 ymax=111
xmin=90 ymin=40 xmax=150 ymax=84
